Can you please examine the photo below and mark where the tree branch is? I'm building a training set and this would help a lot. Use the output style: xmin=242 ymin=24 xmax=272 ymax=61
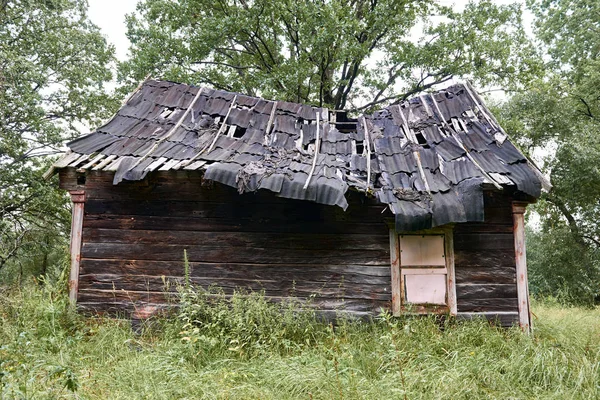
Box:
xmin=545 ymin=193 xmax=586 ymax=246
xmin=576 ymin=96 xmax=600 ymax=121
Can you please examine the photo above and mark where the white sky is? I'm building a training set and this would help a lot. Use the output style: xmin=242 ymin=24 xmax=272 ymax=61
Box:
xmin=88 ymin=0 xmax=139 ymax=61
xmin=87 ymin=0 xmax=532 ymax=62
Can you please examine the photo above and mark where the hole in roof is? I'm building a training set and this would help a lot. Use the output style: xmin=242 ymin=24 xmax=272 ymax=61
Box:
xmin=160 ymin=107 xmax=175 ymax=119
xmin=232 ymin=126 xmax=246 ymax=139
xmin=356 ymin=141 xmax=365 ymax=155
xmin=335 ymin=111 xmax=358 ymax=133
xmin=415 ymin=131 xmax=427 ymax=145
xmin=303 ymin=139 xmax=316 ymax=152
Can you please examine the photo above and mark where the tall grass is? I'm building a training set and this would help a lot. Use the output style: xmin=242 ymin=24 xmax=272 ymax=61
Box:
xmin=1 ymin=281 xmax=598 ymax=399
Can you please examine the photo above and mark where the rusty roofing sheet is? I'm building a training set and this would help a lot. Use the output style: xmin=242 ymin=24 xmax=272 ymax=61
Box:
xmin=53 ymin=79 xmax=546 ymax=230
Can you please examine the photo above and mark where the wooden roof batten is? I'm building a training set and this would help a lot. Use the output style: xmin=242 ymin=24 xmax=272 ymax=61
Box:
xmin=47 ymin=79 xmax=550 ymax=231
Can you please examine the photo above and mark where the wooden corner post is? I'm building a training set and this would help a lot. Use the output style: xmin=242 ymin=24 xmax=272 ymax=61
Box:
xmin=443 ymin=227 xmax=458 ymax=316
xmin=389 ymin=229 xmax=402 ymax=316
xmin=512 ymin=202 xmax=531 ymax=332
xmin=69 ymin=190 xmax=86 ymax=305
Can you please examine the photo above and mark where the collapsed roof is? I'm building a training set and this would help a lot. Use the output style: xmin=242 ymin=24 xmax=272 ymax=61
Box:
xmin=49 ymin=79 xmax=548 ymax=231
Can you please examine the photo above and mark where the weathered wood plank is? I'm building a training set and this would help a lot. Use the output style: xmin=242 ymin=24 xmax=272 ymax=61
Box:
xmin=77 ymin=301 xmax=387 ymax=321
xmin=81 ymin=243 xmax=390 ymax=265
xmin=78 ymin=274 xmax=392 ymax=299
xmin=83 ymin=199 xmax=390 ymax=221
xmin=457 ymin=298 xmax=518 ymax=312
xmin=79 ymin=296 xmax=390 ymax=315
xmin=79 ymin=270 xmax=390 ymax=289
xmin=77 ymin=301 xmax=167 ymax=319
xmin=83 ymin=214 xmax=389 ymax=235
xmin=59 ymin=169 xmax=85 ymax=191
xmin=453 ymin=223 xmax=513 ymax=234
xmin=78 ymin=289 xmax=172 ymax=303
xmin=80 ymin=170 xmax=383 ymax=201
xmin=453 ymin=233 xmax=514 ymax=251
xmin=513 ymin=202 xmax=532 ymax=331
xmin=455 ymin=266 xmax=516 ymax=284
xmin=456 ymin=283 xmax=517 ymax=299
xmin=454 ymin=250 xmax=515 ymax=268
xmin=69 ymin=191 xmax=86 ymax=304
xmin=389 ymin=229 xmax=402 ymax=316
xmin=79 ymin=259 xmax=391 ymax=279
xmin=444 ymin=227 xmax=458 ymax=316
xmin=82 ymin=228 xmax=389 ymax=251
xmin=77 ymin=288 xmax=390 ymax=305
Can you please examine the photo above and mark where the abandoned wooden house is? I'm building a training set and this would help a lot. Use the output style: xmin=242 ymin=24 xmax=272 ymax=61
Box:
xmin=46 ymin=79 xmax=549 ymax=329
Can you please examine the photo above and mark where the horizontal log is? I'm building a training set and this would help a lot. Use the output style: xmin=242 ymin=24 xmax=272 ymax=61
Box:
xmin=76 ymin=301 xmax=385 ymax=321
xmin=79 ymin=169 xmax=384 ymax=201
xmin=84 ymin=181 xmax=384 ymax=208
xmin=77 ymin=301 xmax=172 ymax=319
xmin=78 ymin=296 xmax=389 ymax=314
xmin=455 ymin=266 xmax=516 ymax=284
xmin=483 ymin=190 xmax=514 ymax=206
xmin=456 ymin=283 xmax=517 ymax=300
xmin=83 ymin=215 xmax=390 ymax=235
xmin=453 ymin=223 xmax=513 ymax=234
xmin=81 ymin=242 xmax=390 ymax=265
xmin=482 ymin=211 xmax=513 ymax=225
xmin=78 ymin=289 xmax=172 ymax=304
xmin=77 ymin=289 xmax=390 ymax=308
xmin=82 ymin=228 xmax=389 ymax=251
xmin=456 ymin=312 xmax=519 ymax=327
xmin=454 ymin=250 xmax=515 ymax=269
xmin=78 ymin=274 xmax=392 ymax=300
xmin=79 ymin=259 xmax=391 ymax=280
xmin=453 ymin=233 xmax=515 ymax=251
xmin=58 ymin=169 xmax=85 ymax=191
xmin=479 ymin=193 xmax=514 ymax=224
xmin=78 ymin=271 xmax=390 ymax=289
xmin=83 ymin=198 xmax=389 ymax=222
xmin=457 ymin=298 xmax=518 ymax=312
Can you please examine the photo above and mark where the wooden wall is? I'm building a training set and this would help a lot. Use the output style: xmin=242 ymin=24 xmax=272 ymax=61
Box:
xmin=59 ymin=169 xmax=392 ymax=319
xmin=453 ymin=190 xmax=519 ymax=326
xmin=59 ymin=169 xmax=520 ymax=325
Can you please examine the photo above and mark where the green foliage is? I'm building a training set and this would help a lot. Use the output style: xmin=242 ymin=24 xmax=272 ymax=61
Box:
xmin=120 ymin=0 xmax=541 ymax=110
xmin=496 ymin=0 xmax=600 ymax=305
xmin=0 ymin=0 xmax=118 ymax=277
xmin=527 ymin=226 xmax=600 ymax=306
xmin=183 ymin=249 xmax=190 ymax=289
xmin=1 ymin=284 xmax=599 ymax=399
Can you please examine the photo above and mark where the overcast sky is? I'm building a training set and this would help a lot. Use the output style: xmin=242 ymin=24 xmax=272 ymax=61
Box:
xmin=88 ymin=0 xmax=139 ymax=61
xmin=88 ymin=0 xmax=531 ymax=62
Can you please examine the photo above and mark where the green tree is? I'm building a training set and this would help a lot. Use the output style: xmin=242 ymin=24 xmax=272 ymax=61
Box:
xmin=498 ymin=0 xmax=600 ymax=304
xmin=120 ymin=0 xmax=541 ymax=110
xmin=0 ymin=0 xmax=118 ymax=279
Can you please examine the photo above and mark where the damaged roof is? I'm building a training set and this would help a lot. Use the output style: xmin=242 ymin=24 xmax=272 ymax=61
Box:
xmin=48 ymin=79 xmax=549 ymax=231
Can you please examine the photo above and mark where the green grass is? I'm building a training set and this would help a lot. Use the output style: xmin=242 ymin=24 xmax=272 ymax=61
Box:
xmin=0 ymin=283 xmax=598 ymax=399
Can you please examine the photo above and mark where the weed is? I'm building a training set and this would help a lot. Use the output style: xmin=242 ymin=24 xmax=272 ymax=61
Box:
xmin=0 ymin=282 xmax=598 ymax=399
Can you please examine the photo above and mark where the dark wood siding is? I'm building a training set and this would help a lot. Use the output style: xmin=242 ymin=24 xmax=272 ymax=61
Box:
xmin=60 ymin=169 xmax=392 ymax=318
xmin=59 ymin=169 xmax=521 ymax=324
xmin=454 ymin=191 xmax=519 ymax=326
